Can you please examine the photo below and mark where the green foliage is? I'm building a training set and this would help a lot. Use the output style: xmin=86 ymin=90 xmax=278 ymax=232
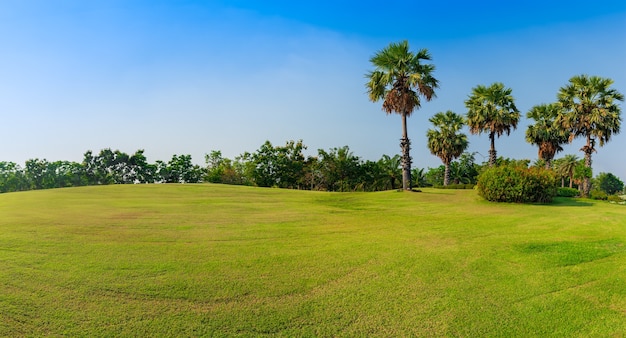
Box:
xmin=465 ymin=82 xmax=520 ymax=166
xmin=556 ymin=187 xmax=579 ymax=197
xmin=476 ymin=165 xmax=558 ymax=203
xmin=594 ymin=172 xmax=624 ymax=195
xmin=607 ymin=194 xmax=623 ymax=203
xmin=589 ymin=189 xmax=608 ymax=200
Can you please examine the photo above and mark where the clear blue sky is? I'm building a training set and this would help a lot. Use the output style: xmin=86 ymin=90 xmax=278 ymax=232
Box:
xmin=1 ymin=1 xmax=625 ymax=178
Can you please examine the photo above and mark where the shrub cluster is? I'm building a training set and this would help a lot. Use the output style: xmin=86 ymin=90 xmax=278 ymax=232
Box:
xmin=589 ymin=189 xmax=608 ymax=200
xmin=476 ymin=166 xmax=557 ymax=203
xmin=557 ymin=187 xmax=579 ymax=197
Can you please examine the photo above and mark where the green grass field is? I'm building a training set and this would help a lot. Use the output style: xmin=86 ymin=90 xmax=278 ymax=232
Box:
xmin=1 ymin=184 xmax=625 ymax=336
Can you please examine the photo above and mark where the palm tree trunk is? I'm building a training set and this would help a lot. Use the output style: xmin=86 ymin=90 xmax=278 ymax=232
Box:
xmin=443 ymin=162 xmax=450 ymax=186
xmin=400 ymin=113 xmax=412 ymax=191
xmin=569 ymin=175 xmax=573 ymax=189
xmin=582 ymin=135 xmax=593 ymax=197
xmin=488 ymin=132 xmax=497 ymax=167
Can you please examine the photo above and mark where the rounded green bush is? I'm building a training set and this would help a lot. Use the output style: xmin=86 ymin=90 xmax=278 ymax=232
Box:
xmin=557 ymin=187 xmax=580 ymax=197
xmin=476 ymin=165 xmax=557 ymax=203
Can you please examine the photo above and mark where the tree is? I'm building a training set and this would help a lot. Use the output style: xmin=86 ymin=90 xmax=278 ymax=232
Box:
xmin=378 ymin=154 xmax=402 ymax=190
xmin=554 ymin=154 xmax=579 ymax=188
xmin=317 ymin=146 xmax=360 ymax=191
xmin=525 ymin=103 xmax=569 ymax=169
xmin=366 ymin=40 xmax=439 ymax=191
xmin=251 ymin=140 xmax=307 ymax=189
xmin=556 ymin=74 xmax=624 ymax=197
xmin=594 ymin=172 xmax=624 ymax=195
xmin=465 ymin=82 xmax=520 ymax=167
xmin=427 ymin=110 xmax=469 ymax=186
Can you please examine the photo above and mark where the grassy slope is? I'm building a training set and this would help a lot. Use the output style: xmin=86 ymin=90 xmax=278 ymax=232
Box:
xmin=0 ymin=184 xmax=625 ymax=336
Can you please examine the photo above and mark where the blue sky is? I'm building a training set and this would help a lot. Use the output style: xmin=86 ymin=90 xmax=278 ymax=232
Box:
xmin=1 ymin=1 xmax=625 ymax=178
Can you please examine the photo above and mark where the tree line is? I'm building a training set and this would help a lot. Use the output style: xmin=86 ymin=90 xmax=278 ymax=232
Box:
xmin=2 ymin=140 xmax=622 ymax=196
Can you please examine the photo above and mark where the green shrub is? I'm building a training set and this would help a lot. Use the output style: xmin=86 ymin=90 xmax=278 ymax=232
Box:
xmin=607 ymin=194 xmax=622 ymax=203
xmin=590 ymin=189 xmax=608 ymax=200
xmin=557 ymin=187 xmax=579 ymax=197
xmin=476 ymin=165 xmax=557 ymax=203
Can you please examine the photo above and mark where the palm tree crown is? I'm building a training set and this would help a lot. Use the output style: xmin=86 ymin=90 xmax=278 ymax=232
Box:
xmin=427 ymin=111 xmax=469 ymax=186
xmin=525 ymin=103 xmax=569 ymax=169
xmin=366 ymin=40 xmax=439 ymax=190
xmin=556 ymin=74 xmax=623 ymax=196
xmin=465 ymin=82 xmax=520 ymax=166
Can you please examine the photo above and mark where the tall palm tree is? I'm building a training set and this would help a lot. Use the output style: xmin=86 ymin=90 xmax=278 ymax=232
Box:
xmin=366 ymin=40 xmax=439 ymax=191
xmin=427 ymin=111 xmax=469 ymax=186
xmin=465 ymin=83 xmax=520 ymax=167
xmin=525 ymin=103 xmax=569 ymax=169
xmin=556 ymin=75 xmax=624 ymax=197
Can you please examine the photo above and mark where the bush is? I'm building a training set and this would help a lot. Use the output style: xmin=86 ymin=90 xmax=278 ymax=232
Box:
xmin=557 ymin=187 xmax=579 ymax=197
xmin=476 ymin=165 xmax=557 ymax=203
xmin=607 ymin=195 xmax=623 ymax=203
xmin=589 ymin=189 xmax=608 ymax=200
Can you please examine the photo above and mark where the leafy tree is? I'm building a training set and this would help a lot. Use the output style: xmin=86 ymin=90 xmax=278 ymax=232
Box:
xmin=366 ymin=40 xmax=439 ymax=190
xmin=317 ymin=146 xmax=360 ymax=191
xmin=594 ymin=172 xmax=624 ymax=195
xmin=0 ymin=162 xmax=29 ymax=193
xmin=465 ymin=82 xmax=520 ymax=167
xmin=556 ymin=74 xmax=624 ymax=197
xmin=251 ymin=140 xmax=307 ymax=189
xmin=167 ymin=154 xmax=203 ymax=183
xmin=426 ymin=110 xmax=469 ymax=185
xmin=526 ymin=103 xmax=569 ymax=169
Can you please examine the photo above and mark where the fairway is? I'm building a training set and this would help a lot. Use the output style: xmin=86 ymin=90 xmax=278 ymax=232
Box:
xmin=1 ymin=184 xmax=625 ymax=336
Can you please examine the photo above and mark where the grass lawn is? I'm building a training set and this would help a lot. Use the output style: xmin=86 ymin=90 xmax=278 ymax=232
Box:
xmin=1 ymin=184 xmax=625 ymax=336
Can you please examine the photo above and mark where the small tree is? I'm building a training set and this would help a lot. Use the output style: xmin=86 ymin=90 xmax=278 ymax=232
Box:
xmin=594 ymin=172 xmax=624 ymax=195
xmin=465 ymin=82 xmax=520 ymax=166
xmin=426 ymin=111 xmax=469 ymax=186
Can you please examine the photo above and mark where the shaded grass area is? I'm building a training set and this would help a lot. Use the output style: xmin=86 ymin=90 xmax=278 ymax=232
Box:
xmin=0 ymin=185 xmax=625 ymax=336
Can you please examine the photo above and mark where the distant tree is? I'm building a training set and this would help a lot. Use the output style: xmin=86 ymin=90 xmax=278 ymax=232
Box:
xmin=526 ymin=103 xmax=569 ymax=169
xmin=0 ymin=162 xmax=29 ymax=193
xmin=366 ymin=40 xmax=439 ymax=190
xmin=556 ymin=74 xmax=624 ymax=197
xmin=465 ymin=82 xmax=520 ymax=166
xmin=411 ymin=167 xmax=428 ymax=188
xmin=426 ymin=110 xmax=469 ymax=186
xmin=167 ymin=154 xmax=203 ymax=183
xmin=554 ymin=154 xmax=579 ymax=188
xmin=594 ymin=172 xmax=624 ymax=195
xmin=251 ymin=140 xmax=307 ymax=189
xmin=378 ymin=154 xmax=402 ymax=190
xmin=317 ymin=146 xmax=360 ymax=191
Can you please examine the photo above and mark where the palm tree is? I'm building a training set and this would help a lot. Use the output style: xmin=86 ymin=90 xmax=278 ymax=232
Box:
xmin=427 ymin=111 xmax=469 ymax=186
xmin=465 ymin=83 xmax=520 ymax=167
xmin=525 ymin=103 xmax=569 ymax=169
xmin=556 ymin=75 xmax=624 ymax=197
xmin=378 ymin=154 xmax=402 ymax=190
xmin=554 ymin=154 xmax=579 ymax=188
xmin=366 ymin=40 xmax=439 ymax=191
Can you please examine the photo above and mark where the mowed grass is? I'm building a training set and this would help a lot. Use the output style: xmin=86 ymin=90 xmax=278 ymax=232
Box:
xmin=1 ymin=184 xmax=625 ymax=336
